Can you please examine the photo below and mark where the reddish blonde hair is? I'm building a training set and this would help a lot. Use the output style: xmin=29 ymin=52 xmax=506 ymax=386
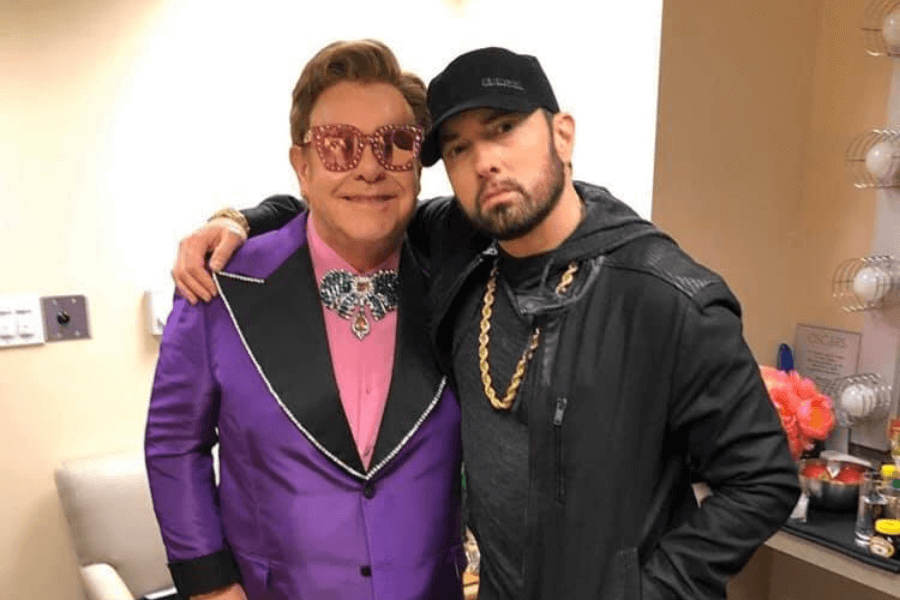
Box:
xmin=289 ymin=40 xmax=430 ymax=145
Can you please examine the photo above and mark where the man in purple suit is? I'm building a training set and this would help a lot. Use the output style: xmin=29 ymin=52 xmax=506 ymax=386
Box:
xmin=145 ymin=40 xmax=463 ymax=600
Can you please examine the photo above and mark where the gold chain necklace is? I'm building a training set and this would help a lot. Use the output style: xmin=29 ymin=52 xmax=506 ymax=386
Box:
xmin=478 ymin=259 xmax=579 ymax=411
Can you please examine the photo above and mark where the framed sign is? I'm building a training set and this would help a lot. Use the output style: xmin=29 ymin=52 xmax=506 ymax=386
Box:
xmin=793 ymin=323 xmax=862 ymax=389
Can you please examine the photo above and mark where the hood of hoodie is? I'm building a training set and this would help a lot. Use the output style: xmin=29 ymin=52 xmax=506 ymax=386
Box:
xmin=554 ymin=181 xmax=666 ymax=264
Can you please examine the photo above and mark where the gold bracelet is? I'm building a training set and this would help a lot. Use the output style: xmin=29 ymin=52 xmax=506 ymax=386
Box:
xmin=208 ymin=207 xmax=249 ymax=236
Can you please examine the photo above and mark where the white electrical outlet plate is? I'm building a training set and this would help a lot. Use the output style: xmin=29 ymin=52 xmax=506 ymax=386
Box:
xmin=146 ymin=290 xmax=174 ymax=336
xmin=0 ymin=294 xmax=45 ymax=348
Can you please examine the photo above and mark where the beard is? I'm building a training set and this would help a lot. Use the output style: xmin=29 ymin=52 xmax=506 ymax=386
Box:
xmin=466 ymin=142 xmax=566 ymax=241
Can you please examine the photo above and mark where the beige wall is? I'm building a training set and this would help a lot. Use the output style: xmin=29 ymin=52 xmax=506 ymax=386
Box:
xmin=654 ymin=0 xmax=816 ymax=361
xmin=2 ymin=1 xmax=169 ymax=599
xmin=655 ymin=0 xmax=887 ymax=363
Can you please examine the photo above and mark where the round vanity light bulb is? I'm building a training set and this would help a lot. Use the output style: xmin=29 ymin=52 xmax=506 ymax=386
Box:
xmin=865 ymin=140 xmax=899 ymax=182
xmin=883 ymin=10 xmax=900 ymax=50
xmin=841 ymin=383 xmax=874 ymax=419
xmin=852 ymin=266 xmax=888 ymax=303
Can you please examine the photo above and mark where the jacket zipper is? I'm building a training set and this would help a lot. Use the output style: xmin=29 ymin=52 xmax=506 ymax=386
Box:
xmin=553 ymin=396 xmax=568 ymax=503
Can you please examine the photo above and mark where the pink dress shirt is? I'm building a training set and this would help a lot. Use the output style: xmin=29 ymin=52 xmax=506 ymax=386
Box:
xmin=307 ymin=217 xmax=399 ymax=470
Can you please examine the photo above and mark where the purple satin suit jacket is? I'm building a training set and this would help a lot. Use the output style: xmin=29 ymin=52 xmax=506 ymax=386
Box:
xmin=145 ymin=214 xmax=464 ymax=600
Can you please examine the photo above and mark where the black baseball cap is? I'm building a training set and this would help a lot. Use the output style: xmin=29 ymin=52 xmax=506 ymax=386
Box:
xmin=420 ymin=47 xmax=559 ymax=166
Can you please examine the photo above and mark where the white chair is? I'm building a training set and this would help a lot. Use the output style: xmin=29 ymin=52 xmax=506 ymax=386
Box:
xmin=54 ymin=451 xmax=175 ymax=600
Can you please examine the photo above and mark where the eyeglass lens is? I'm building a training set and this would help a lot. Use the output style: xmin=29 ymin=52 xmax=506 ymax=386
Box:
xmin=318 ymin=127 xmax=418 ymax=170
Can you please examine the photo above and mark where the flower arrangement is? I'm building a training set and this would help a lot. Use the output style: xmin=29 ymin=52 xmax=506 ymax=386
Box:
xmin=759 ymin=366 xmax=836 ymax=461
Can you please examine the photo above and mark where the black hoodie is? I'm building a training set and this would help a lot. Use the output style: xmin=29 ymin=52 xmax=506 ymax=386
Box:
xmin=410 ymin=181 xmax=799 ymax=600
xmin=430 ymin=185 xmax=665 ymax=599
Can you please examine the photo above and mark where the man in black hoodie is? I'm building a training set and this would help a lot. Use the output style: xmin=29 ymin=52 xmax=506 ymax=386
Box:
xmin=173 ymin=47 xmax=800 ymax=600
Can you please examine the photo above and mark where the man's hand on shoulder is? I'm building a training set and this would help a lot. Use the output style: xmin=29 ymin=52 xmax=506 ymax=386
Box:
xmin=173 ymin=216 xmax=247 ymax=305
xmin=190 ymin=583 xmax=247 ymax=600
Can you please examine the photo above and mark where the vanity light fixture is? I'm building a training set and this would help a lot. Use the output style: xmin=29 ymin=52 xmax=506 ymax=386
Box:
xmin=846 ymin=129 xmax=900 ymax=188
xmin=864 ymin=0 xmax=900 ymax=56
xmin=825 ymin=373 xmax=893 ymax=428
xmin=833 ymin=255 xmax=900 ymax=312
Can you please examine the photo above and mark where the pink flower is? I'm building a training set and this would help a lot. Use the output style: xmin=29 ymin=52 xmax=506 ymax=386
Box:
xmin=760 ymin=365 xmax=788 ymax=391
xmin=760 ymin=366 xmax=835 ymax=461
xmin=773 ymin=400 xmax=805 ymax=459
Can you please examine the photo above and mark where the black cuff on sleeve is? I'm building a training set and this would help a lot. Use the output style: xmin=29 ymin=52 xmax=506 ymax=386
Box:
xmin=168 ymin=548 xmax=241 ymax=597
xmin=242 ymin=195 xmax=305 ymax=237
xmin=240 ymin=206 xmax=263 ymax=237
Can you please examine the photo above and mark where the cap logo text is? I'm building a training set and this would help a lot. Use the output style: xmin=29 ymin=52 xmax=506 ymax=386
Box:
xmin=481 ymin=77 xmax=524 ymax=91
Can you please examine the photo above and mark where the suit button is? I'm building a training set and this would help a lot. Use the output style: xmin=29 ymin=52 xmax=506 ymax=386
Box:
xmin=363 ymin=485 xmax=375 ymax=499
xmin=360 ymin=565 xmax=372 ymax=577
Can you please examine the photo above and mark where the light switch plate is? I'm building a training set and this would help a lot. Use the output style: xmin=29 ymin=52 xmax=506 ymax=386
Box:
xmin=41 ymin=295 xmax=91 ymax=342
xmin=0 ymin=294 xmax=45 ymax=348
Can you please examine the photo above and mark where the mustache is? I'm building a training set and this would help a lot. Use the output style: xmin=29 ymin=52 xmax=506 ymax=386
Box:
xmin=476 ymin=179 xmax=526 ymax=207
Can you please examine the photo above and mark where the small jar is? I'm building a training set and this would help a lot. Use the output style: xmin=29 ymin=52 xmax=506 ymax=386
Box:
xmin=884 ymin=464 xmax=900 ymax=520
xmin=888 ymin=418 xmax=900 ymax=469
xmin=869 ymin=519 xmax=900 ymax=560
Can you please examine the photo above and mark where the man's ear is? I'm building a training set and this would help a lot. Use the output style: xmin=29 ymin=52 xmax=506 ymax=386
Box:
xmin=551 ymin=112 xmax=575 ymax=165
xmin=289 ymin=145 xmax=311 ymax=198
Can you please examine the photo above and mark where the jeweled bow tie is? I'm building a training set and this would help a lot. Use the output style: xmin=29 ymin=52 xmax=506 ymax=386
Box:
xmin=319 ymin=269 xmax=400 ymax=340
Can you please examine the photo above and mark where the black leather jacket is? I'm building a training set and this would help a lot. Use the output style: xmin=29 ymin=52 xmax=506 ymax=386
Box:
xmin=243 ymin=182 xmax=800 ymax=599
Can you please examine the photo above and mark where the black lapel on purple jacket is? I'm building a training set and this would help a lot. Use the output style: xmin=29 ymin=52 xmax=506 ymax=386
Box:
xmin=368 ymin=243 xmax=445 ymax=473
xmin=216 ymin=245 xmax=366 ymax=478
